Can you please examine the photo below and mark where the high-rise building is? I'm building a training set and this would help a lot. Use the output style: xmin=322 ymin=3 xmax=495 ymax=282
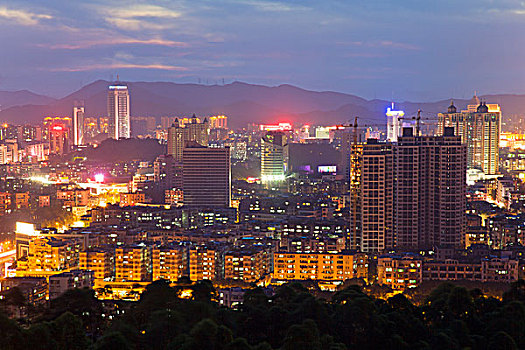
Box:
xmin=261 ymin=131 xmax=287 ymax=185
xmin=48 ymin=123 xmax=70 ymax=155
xmin=360 ymin=140 xmax=394 ymax=253
xmin=394 ymin=127 xmax=466 ymax=250
xmin=438 ymin=99 xmax=501 ymax=175
xmin=107 ymin=84 xmax=130 ymax=140
xmin=72 ymin=104 xmax=85 ymax=146
xmin=182 ymin=144 xmax=231 ymax=208
xmin=386 ymin=103 xmax=406 ymax=142
xmin=167 ymin=115 xmax=209 ymax=162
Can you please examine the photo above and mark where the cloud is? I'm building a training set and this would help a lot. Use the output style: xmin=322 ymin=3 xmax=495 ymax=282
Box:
xmin=113 ymin=4 xmax=181 ymax=19
xmin=378 ymin=41 xmax=420 ymax=50
xmin=41 ymin=37 xmax=188 ymax=49
xmin=337 ymin=40 xmax=420 ymax=51
xmin=96 ymin=4 xmax=181 ymax=31
xmin=235 ymin=0 xmax=309 ymax=12
xmin=0 ymin=6 xmax=52 ymax=26
xmin=47 ymin=63 xmax=189 ymax=72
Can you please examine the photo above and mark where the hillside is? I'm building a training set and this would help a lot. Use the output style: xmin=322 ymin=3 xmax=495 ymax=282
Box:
xmin=0 ymin=80 xmax=522 ymax=127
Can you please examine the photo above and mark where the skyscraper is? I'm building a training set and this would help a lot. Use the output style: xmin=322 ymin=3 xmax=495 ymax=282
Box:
xmin=386 ymin=103 xmax=405 ymax=142
xmin=350 ymin=127 xmax=466 ymax=252
xmin=360 ymin=140 xmax=394 ymax=253
xmin=72 ymin=104 xmax=84 ymax=146
xmin=167 ymin=115 xmax=209 ymax=162
xmin=107 ymin=83 xmax=130 ymax=140
xmin=438 ymin=99 xmax=501 ymax=175
xmin=261 ymin=131 xmax=287 ymax=185
xmin=394 ymin=127 xmax=466 ymax=250
xmin=182 ymin=143 xmax=231 ymax=208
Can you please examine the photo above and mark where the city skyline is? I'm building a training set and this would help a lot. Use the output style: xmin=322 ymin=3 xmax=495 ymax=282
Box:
xmin=1 ymin=2 xmax=525 ymax=349
xmin=1 ymin=1 xmax=525 ymax=101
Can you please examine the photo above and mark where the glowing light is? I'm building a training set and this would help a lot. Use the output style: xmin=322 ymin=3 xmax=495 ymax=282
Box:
xmin=386 ymin=108 xmax=405 ymax=117
xmin=318 ymin=165 xmax=337 ymax=173
xmin=52 ymin=125 xmax=64 ymax=131
xmin=246 ymin=177 xmax=260 ymax=183
xmin=72 ymin=221 xmax=85 ymax=228
xmin=94 ymin=173 xmax=105 ymax=183
xmin=15 ymin=222 xmax=39 ymax=236
xmin=260 ymin=122 xmax=292 ymax=131
xmin=179 ymin=289 xmax=193 ymax=299
xmin=261 ymin=174 xmax=286 ymax=182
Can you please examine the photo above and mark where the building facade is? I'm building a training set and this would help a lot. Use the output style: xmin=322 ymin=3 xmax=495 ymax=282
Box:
xmin=182 ymin=144 xmax=231 ymax=207
xmin=394 ymin=128 xmax=466 ymax=250
xmin=438 ymin=100 xmax=500 ymax=175
xmin=108 ymin=84 xmax=130 ymax=140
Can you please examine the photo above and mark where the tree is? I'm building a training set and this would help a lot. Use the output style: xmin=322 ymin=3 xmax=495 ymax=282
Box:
xmin=281 ymin=319 xmax=321 ymax=350
xmin=52 ymin=312 xmax=90 ymax=350
xmin=91 ymin=331 xmax=131 ymax=350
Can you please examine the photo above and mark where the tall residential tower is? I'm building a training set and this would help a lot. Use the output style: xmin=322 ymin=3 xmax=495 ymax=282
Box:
xmin=438 ymin=99 xmax=500 ymax=175
xmin=72 ymin=104 xmax=84 ymax=146
xmin=107 ymin=83 xmax=130 ymax=140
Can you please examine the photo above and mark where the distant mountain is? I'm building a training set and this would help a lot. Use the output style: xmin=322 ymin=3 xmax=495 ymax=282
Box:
xmin=0 ymin=80 xmax=522 ymax=127
xmin=0 ymin=90 xmax=56 ymax=111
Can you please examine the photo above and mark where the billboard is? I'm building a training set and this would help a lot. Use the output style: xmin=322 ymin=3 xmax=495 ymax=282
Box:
xmin=318 ymin=165 xmax=337 ymax=173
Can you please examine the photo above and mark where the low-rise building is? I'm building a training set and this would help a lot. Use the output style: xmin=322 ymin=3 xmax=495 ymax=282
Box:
xmin=273 ymin=251 xmax=356 ymax=281
xmin=189 ymin=245 xmax=218 ymax=281
xmin=377 ymin=254 xmax=422 ymax=291
xmin=119 ymin=192 xmax=146 ymax=207
xmin=152 ymin=244 xmax=186 ymax=281
xmin=79 ymin=249 xmax=114 ymax=281
xmin=48 ymin=269 xmax=94 ymax=299
xmin=224 ymin=247 xmax=270 ymax=283
xmin=115 ymin=245 xmax=150 ymax=282
xmin=0 ymin=277 xmax=47 ymax=305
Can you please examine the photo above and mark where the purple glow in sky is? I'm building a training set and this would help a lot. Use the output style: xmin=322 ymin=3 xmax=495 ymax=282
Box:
xmin=1 ymin=0 xmax=525 ymax=101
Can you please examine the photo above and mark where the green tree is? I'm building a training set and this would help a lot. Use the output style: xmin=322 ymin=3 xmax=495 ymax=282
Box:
xmin=91 ymin=331 xmax=131 ymax=350
xmin=281 ymin=319 xmax=321 ymax=350
xmin=52 ymin=312 xmax=90 ymax=350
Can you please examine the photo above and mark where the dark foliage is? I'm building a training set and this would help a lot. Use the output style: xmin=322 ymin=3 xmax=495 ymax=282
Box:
xmin=1 ymin=281 xmax=525 ymax=350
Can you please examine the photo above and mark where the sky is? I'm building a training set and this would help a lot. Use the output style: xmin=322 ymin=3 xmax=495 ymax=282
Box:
xmin=1 ymin=0 xmax=525 ymax=101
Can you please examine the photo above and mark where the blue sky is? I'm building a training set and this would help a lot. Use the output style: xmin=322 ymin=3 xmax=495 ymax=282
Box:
xmin=1 ymin=0 xmax=525 ymax=101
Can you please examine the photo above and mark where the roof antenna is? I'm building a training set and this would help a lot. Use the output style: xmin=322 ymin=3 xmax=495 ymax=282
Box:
xmin=116 ymin=73 xmax=120 ymax=82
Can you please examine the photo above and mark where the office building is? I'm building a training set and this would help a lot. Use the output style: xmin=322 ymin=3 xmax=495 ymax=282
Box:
xmin=182 ymin=144 xmax=231 ymax=207
xmin=48 ymin=123 xmax=70 ymax=155
xmin=394 ymin=127 xmax=466 ymax=250
xmin=261 ymin=131 xmax=287 ymax=185
xmin=167 ymin=115 xmax=209 ymax=162
xmin=73 ymin=104 xmax=85 ymax=146
xmin=108 ymin=83 xmax=130 ymax=140
xmin=154 ymin=154 xmax=182 ymax=191
xmin=438 ymin=99 xmax=501 ymax=175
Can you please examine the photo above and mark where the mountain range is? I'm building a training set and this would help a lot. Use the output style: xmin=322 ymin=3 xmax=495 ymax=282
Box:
xmin=0 ymin=80 xmax=522 ymax=128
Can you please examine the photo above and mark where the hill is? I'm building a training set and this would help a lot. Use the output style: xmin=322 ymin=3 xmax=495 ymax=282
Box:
xmin=0 ymin=90 xmax=56 ymax=111
xmin=0 ymin=80 xmax=523 ymax=127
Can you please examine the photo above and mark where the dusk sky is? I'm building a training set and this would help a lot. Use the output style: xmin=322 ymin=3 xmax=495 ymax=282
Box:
xmin=1 ymin=0 xmax=525 ymax=101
